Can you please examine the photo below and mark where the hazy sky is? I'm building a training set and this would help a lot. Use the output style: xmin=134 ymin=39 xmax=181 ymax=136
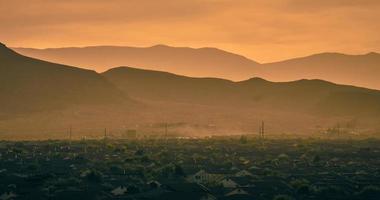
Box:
xmin=1 ymin=0 xmax=379 ymax=62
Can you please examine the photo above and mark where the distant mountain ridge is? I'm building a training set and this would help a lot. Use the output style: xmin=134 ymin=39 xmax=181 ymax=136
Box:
xmin=260 ymin=52 xmax=380 ymax=89
xmin=13 ymin=45 xmax=260 ymax=81
xmin=13 ymin=45 xmax=380 ymax=89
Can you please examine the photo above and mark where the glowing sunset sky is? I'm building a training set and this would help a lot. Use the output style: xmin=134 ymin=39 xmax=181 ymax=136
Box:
xmin=1 ymin=0 xmax=379 ymax=62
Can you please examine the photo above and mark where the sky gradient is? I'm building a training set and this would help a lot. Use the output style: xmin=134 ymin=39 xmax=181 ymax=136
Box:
xmin=1 ymin=0 xmax=379 ymax=62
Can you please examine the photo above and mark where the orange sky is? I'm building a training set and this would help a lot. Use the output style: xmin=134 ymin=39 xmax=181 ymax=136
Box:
xmin=1 ymin=0 xmax=380 ymax=62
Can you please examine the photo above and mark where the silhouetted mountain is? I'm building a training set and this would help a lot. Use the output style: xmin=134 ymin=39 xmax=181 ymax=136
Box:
xmin=3 ymin=42 xmax=380 ymax=136
xmin=103 ymin=67 xmax=380 ymax=117
xmin=102 ymin=66 xmax=235 ymax=105
xmin=13 ymin=45 xmax=260 ymax=81
xmin=260 ymin=52 xmax=380 ymax=89
xmin=14 ymin=46 xmax=380 ymax=89
xmin=0 ymin=43 xmax=127 ymax=114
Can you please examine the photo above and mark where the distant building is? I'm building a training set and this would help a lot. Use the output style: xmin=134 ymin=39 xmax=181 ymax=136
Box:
xmin=187 ymin=170 xmax=225 ymax=185
xmin=220 ymin=178 xmax=239 ymax=188
xmin=235 ymin=170 xmax=253 ymax=177
xmin=225 ymin=188 xmax=249 ymax=196
xmin=111 ymin=186 xmax=127 ymax=196
xmin=123 ymin=129 xmax=137 ymax=139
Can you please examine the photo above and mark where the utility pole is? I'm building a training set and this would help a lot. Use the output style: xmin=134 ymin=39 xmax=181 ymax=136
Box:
xmin=165 ymin=122 xmax=168 ymax=146
xmin=69 ymin=126 xmax=73 ymax=143
xmin=259 ymin=121 xmax=265 ymax=139
xmin=69 ymin=126 xmax=72 ymax=148
xmin=104 ymin=128 xmax=107 ymax=149
xmin=83 ymin=136 xmax=87 ymax=154
xmin=165 ymin=123 xmax=168 ymax=138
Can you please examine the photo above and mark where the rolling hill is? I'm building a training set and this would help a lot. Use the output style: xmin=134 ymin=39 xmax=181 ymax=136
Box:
xmin=103 ymin=66 xmax=380 ymax=117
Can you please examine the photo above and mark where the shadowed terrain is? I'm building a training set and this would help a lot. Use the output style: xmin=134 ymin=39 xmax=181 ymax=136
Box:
xmin=103 ymin=66 xmax=380 ymax=117
xmin=0 ymin=43 xmax=129 ymax=115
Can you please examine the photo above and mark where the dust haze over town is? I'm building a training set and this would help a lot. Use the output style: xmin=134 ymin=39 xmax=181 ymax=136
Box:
xmin=1 ymin=0 xmax=380 ymax=139
xmin=1 ymin=1 xmax=380 ymax=200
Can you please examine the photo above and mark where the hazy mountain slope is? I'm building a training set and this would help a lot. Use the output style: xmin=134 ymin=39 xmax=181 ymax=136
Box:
xmin=260 ymin=52 xmax=380 ymax=89
xmin=13 ymin=45 xmax=260 ymax=81
xmin=0 ymin=43 xmax=128 ymax=114
xmin=14 ymin=46 xmax=380 ymax=89
xmin=103 ymin=67 xmax=380 ymax=117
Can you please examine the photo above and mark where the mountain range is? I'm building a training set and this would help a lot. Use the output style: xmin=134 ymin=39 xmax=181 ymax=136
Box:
xmin=14 ymin=45 xmax=380 ymax=90
xmin=13 ymin=45 xmax=259 ymax=81
xmin=1 ymin=42 xmax=380 ymax=138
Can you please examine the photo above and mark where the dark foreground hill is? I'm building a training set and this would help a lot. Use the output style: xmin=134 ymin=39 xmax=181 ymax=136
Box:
xmin=0 ymin=43 xmax=128 ymax=114
xmin=103 ymin=66 xmax=380 ymax=117
xmin=100 ymin=66 xmax=380 ymax=136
